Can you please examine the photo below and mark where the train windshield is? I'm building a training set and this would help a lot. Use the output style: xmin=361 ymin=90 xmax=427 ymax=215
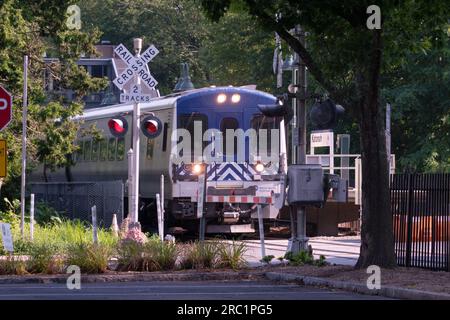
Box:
xmin=177 ymin=113 xmax=208 ymax=161
xmin=251 ymin=114 xmax=280 ymax=157
xmin=220 ymin=117 xmax=239 ymax=157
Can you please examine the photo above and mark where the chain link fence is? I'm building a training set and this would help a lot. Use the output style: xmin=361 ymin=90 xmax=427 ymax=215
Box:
xmin=28 ymin=181 xmax=124 ymax=228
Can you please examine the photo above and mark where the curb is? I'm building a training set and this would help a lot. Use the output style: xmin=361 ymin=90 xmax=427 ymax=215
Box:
xmin=265 ymin=272 xmax=450 ymax=300
xmin=0 ymin=271 xmax=265 ymax=284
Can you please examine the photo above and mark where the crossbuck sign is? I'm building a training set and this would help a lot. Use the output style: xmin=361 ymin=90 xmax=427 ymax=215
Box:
xmin=113 ymin=43 xmax=159 ymax=103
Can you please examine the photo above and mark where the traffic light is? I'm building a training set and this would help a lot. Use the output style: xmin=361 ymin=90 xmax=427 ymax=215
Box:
xmin=309 ymin=99 xmax=345 ymax=130
xmin=141 ymin=115 xmax=162 ymax=138
xmin=257 ymin=94 xmax=293 ymax=122
xmin=108 ymin=116 xmax=128 ymax=137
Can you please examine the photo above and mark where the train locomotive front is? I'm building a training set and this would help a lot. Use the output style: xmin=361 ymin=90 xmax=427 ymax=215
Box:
xmin=169 ymin=87 xmax=287 ymax=233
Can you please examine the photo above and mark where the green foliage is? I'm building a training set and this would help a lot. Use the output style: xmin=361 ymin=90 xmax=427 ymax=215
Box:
xmin=34 ymin=201 xmax=62 ymax=226
xmin=260 ymin=255 xmax=274 ymax=264
xmin=182 ymin=241 xmax=220 ymax=269
xmin=0 ymin=0 xmax=108 ymax=200
xmin=152 ymin=240 xmax=178 ymax=270
xmin=66 ymin=242 xmax=112 ymax=273
xmin=0 ymin=256 xmax=27 ymax=275
xmin=217 ymin=241 xmax=247 ymax=270
xmin=26 ymin=242 xmax=64 ymax=274
xmin=284 ymin=251 xmax=329 ymax=267
xmin=0 ymin=198 xmax=20 ymax=226
xmin=79 ymin=0 xmax=275 ymax=94
xmin=117 ymin=239 xmax=151 ymax=271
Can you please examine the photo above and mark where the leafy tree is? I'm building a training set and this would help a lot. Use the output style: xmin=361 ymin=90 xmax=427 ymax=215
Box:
xmin=79 ymin=0 xmax=276 ymax=94
xmin=383 ymin=36 xmax=450 ymax=172
xmin=0 ymin=0 xmax=108 ymax=200
xmin=200 ymin=0 xmax=449 ymax=268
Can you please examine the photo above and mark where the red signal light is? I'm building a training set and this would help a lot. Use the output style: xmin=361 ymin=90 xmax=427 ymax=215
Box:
xmin=141 ymin=115 xmax=162 ymax=138
xmin=145 ymin=119 xmax=158 ymax=133
xmin=108 ymin=116 xmax=128 ymax=137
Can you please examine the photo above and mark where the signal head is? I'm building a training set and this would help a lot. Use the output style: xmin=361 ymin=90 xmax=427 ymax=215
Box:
xmin=141 ymin=115 xmax=162 ymax=138
xmin=108 ymin=116 xmax=128 ymax=137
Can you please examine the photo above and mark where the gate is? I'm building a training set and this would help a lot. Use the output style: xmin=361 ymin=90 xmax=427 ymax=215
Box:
xmin=28 ymin=181 xmax=124 ymax=228
xmin=391 ymin=173 xmax=450 ymax=271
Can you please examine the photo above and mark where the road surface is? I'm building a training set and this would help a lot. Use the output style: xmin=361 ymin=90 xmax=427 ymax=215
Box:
xmin=0 ymin=280 xmax=388 ymax=300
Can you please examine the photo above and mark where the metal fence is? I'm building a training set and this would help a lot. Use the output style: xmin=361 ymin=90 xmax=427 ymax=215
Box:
xmin=391 ymin=173 xmax=450 ymax=271
xmin=28 ymin=181 xmax=124 ymax=228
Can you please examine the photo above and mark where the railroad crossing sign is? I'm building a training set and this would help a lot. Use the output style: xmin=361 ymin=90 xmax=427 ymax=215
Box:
xmin=112 ymin=43 xmax=159 ymax=103
xmin=0 ymin=86 xmax=12 ymax=131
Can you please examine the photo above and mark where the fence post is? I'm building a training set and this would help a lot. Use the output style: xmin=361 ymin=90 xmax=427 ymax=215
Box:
xmin=30 ymin=194 xmax=35 ymax=242
xmin=91 ymin=205 xmax=98 ymax=245
xmin=156 ymin=193 xmax=163 ymax=242
xmin=405 ymin=174 xmax=413 ymax=268
xmin=257 ymin=205 xmax=266 ymax=260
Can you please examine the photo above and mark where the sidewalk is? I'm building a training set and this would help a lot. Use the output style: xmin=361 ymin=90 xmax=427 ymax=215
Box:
xmin=241 ymin=236 xmax=360 ymax=267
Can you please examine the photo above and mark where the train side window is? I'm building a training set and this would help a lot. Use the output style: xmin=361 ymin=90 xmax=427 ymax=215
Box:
xmin=91 ymin=139 xmax=99 ymax=161
xmin=84 ymin=140 xmax=92 ymax=161
xmin=99 ymin=139 xmax=107 ymax=161
xmin=117 ymin=137 xmax=125 ymax=161
xmin=77 ymin=141 xmax=84 ymax=162
xmin=74 ymin=141 xmax=82 ymax=162
xmin=108 ymin=138 xmax=116 ymax=161
xmin=162 ymin=122 xmax=168 ymax=152
xmin=251 ymin=114 xmax=280 ymax=156
xmin=147 ymin=138 xmax=154 ymax=159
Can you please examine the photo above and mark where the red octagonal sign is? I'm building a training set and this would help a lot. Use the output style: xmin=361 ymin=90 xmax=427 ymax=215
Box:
xmin=0 ymin=86 xmax=12 ymax=131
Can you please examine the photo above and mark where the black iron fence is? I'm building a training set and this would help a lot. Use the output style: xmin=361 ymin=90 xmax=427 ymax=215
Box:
xmin=391 ymin=173 xmax=450 ymax=271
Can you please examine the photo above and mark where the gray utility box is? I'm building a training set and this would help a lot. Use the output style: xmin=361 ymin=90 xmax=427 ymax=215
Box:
xmin=287 ymin=164 xmax=324 ymax=205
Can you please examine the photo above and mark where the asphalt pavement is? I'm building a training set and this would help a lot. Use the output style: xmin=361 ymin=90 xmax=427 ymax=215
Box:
xmin=0 ymin=280 xmax=389 ymax=300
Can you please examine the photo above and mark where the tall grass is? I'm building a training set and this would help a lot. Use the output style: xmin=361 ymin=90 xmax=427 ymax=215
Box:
xmin=217 ymin=241 xmax=248 ymax=270
xmin=66 ymin=242 xmax=112 ymax=273
xmin=182 ymin=241 xmax=220 ymax=269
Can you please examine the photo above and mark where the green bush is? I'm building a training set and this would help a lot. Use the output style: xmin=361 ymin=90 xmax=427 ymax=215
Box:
xmin=182 ymin=241 xmax=220 ymax=269
xmin=116 ymin=239 xmax=158 ymax=272
xmin=66 ymin=242 xmax=112 ymax=273
xmin=260 ymin=255 xmax=275 ymax=264
xmin=217 ymin=241 xmax=247 ymax=270
xmin=0 ymin=256 xmax=27 ymax=275
xmin=284 ymin=250 xmax=329 ymax=267
xmin=34 ymin=202 xmax=62 ymax=226
xmin=26 ymin=242 xmax=63 ymax=274
xmin=151 ymin=240 xmax=178 ymax=270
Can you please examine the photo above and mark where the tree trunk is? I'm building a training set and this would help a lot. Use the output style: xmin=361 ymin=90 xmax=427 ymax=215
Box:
xmin=355 ymin=30 xmax=396 ymax=269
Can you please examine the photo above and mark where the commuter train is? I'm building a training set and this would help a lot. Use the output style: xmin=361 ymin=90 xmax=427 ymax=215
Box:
xmin=31 ymin=86 xmax=288 ymax=233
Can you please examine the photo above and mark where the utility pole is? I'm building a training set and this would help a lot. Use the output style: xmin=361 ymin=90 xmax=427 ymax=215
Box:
xmin=296 ymin=26 xmax=309 ymax=251
xmin=287 ymin=26 xmax=309 ymax=253
xmin=20 ymin=55 xmax=28 ymax=238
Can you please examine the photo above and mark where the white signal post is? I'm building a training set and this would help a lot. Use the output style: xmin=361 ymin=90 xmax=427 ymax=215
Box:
xmin=131 ymin=38 xmax=142 ymax=224
xmin=112 ymin=39 xmax=159 ymax=225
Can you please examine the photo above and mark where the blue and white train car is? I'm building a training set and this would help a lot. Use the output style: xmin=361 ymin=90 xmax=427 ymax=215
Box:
xmin=31 ymin=86 xmax=288 ymax=233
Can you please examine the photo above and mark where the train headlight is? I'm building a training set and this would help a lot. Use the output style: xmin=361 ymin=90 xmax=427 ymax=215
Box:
xmin=231 ymin=94 xmax=241 ymax=103
xmin=192 ymin=163 xmax=202 ymax=174
xmin=217 ymin=93 xmax=227 ymax=104
xmin=255 ymin=162 xmax=265 ymax=173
